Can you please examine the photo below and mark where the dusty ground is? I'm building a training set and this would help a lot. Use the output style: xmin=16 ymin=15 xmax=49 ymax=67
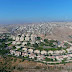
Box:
xmin=0 ymin=56 xmax=72 ymax=72
xmin=0 ymin=27 xmax=8 ymax=33
xmin=45 ymin=27 xmax=72 ymax=41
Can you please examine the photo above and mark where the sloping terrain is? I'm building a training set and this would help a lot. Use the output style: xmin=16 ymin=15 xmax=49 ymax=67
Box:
xmin=0 ymin=56 xmax=72 ymax=72
xmin=0 ymin=27 xmax=9 ymax=33
xmin=46 ymin=27 xmax=72 ymax=41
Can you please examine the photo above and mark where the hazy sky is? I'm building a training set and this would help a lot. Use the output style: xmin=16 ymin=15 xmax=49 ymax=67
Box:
xmin=0 ymin=0 xmax=72 ymax=24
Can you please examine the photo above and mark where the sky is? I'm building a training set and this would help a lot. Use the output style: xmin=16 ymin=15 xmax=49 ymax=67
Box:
xmin=0 ymin=0 xmax=72 ymax=24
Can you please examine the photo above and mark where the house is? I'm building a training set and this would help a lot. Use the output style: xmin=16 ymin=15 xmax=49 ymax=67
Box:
xmin=48 ymin=51 xmax=53 ymax=55
xmin=34 ymin=50 xmax=40 ymax=54
xmin=12 ymin=36 xmax=16 ymax=40
xmin=29 ymin=53 xmax=36 ymax=59
xmin=56 ymin=56 xmax=62 ymax=61
xmin=66 ymin=47 xmax=72 ymax=53
xmin=10 ymin=50 xmax=15 ymax=55
xmin=22 ymin=52 xmax=28 ymax=57
xmin=28 ymin=49 xmax=33 ymax=53
xmin=16 ymin=36 xmax=20 ymax=41
xmin=22 ymin=52 xmax=25 ymax=56
xmin=26 ymin=34 xmax=30 ymax=37
xmin=15 ymin=46 xmax=21 ymax=49
xmin=22 ymin=42 xmax=27 ymax=45
xmin=36 ymin=41 xmax=40 ymax=44
xmin=31 ymin=34 xmax=37 ymax=42
xmin=22 ymin=48 xmax=27 ymax=52
xmin=69 ymin=54 xmax=72 ymax=57
xmin=63 ymin=55 xmax=68 ymax=58
xmin=15 ymin=51 xmax=21 ymax=56
xmin=30 ymin=41 xmax=35 ymax=44
xmin=41 ymin=50 xmax=47 ymax=55
xmin=40 ymin=40 xmax=44 ymax=42
xmin=60 ymin=50 xmax=66 ymax=54
xmin=22 ymin=34 xmax=25 ymax=37
xmin=20 ymin=36 xmax=24 ymax=41
xmin=25 ymin=36 xmax=30 ymax=41
xmin=36 ymin=55 xmax=45 ymax=61
xmin=12 ymin=41 xmax=16 ymax=45
xmin=48 ymin=39 xmax=51 ymax=40
xmin=16 ymin=41 xmax=21 ymax=45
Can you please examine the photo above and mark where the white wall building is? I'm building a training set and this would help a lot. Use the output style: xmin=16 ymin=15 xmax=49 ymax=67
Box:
xmin=28 ymin=49 xmax=33 ymax=53
xmin=15 ymin=46 xmax=21 ymax=49
xmin=12 ymin=41 xmax=16 ymax=45
xmin=41 ymin=50 xmax=47 ymax=55
xmin=34 ymin=50 xmax=40 ymax=54
xmin=25 ymin=37 xmax=30 ymax=41
xmin=20 ymin=36 xmax=24 ymax=41
xmin=16 ymin=36 xmax=20 ymax=41
xmin=16 ymin=41 xmax=21 ymax=45
xmin=48 ymin=51 xmax=53 ymax=54
xmin=22 ymin=42 xmax=27 ymax=45
xmin=12 ymin=36 xmax=16 ymax=40
xmin=31 ymin=34 xmax=37 ymax=42
xmin=22 ymin=48 xmax=27 ymax=52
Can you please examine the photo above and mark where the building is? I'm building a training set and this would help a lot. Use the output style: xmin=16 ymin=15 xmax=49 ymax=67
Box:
xmin=22 ymin=48 xmax=27 ymax=52
xmin=41 ymin=50 xmax=47 ymax=55
xmin=31 ymin=34 xmax=37 ymax=42
xmin=28 ymin=49 xmax=33 ymax=53
xmin=16 ymin=36 xmax=20 ymax=41
xmin=20 ymin=36 xmax=24 ymax=41
xmin=48 ymin=51 xmax=53 ymax=55
xmin=12 ymin=41 xmax=16 ymax=45
xmin=14 ymin=51 xmax=21 ymax=56
xmin=22 ymin=42 xmax=27 ymax=45
xmin=16 ymin=41 xmax=21 ymax=45
xmin=25 ymin=36 xmax=30 ymax=41
xmin=34 ymin=50 xmax=40 ymax=54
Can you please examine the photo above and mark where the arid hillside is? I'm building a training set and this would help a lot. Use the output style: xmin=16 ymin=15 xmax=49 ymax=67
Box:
xmin=0 ymin=56 xmax=72 ymax=72
xmin=46 ymin=27 xmax=72 ymax=41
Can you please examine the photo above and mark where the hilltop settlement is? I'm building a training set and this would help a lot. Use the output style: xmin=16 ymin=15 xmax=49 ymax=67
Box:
xmin=0 ymin=32 xmax=72 ymax=64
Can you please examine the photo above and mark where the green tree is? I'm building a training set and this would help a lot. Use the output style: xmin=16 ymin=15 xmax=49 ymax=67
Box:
xmin=44 ymin=39 xmax=49 ymax=43
xmin=36 ymin=37 xmax=41 ymax=40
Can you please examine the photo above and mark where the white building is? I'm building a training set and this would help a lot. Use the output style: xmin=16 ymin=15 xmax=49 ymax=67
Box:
xmin=25 ymin=37 xmax=30 ymax=41
xmin=54 ymin=50 xmax=60 ymax=54
xmin=41 ymin=50 xmax=47 ymax=55
xmin=22 ymin=42 xmax=27 ymax=45
xmin=31 ymin=34 xmax=37 ymax=42
xmin=22 ymin=34 xmax=25 ymax=37
xmin=26 ymin=34 xmax=30 ymax=37
xmin=22 ymin=52 xmax=28 ymax=57
xmin=30 ymin=41 xmax=35 ymax=44
xmin=12 ymin=36 xmax=16 ymax=40
xmin=37 ymin=55 xmax=45 ymax=61
xmin=29 ymin=53 xmax=36 ymax=59
xmin=16 ymin=36 xmax=20 ymax=41
xmin=15 ymin=46 xmax=21 ymax=49
xmin=20 ymin=36 xmax=24 ymax=41
xmin=48 ymin=51 xmax=53 ymax=54
xmin=34 ymin=50 xmax=40 ymax=54
xmin=40 ymin=40 xmax=44 ymax=42
xmin=15 ymin=51 xmax=21 ymax=56
xmin=36 ymin=41 xmax=40 ymax=44
xmin=25 ymin=34 xmax=30 ymax=41
xmin=10 ymin=50 xmax=15 ymax=55
xmin=16 ymin=41 xmax=21 ymax=45
xmin=22 ymin=48 xmax=27 ymax=52
xmin=12 ymin=41 xmax=16 ymax=45
xmin=28 ymin=49 xmax=33 ymax=53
